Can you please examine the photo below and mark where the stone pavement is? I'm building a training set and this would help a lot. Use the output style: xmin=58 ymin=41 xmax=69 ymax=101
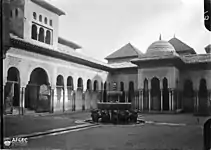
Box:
xmin=3 ymin=111 xmax=91 ymax=138
xmin=142 ymin=113 xmax=210 ymax=126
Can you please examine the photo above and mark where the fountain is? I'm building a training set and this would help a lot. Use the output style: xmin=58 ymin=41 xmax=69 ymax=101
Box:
xmin=90 ymin=91 xmax=139 ymax=124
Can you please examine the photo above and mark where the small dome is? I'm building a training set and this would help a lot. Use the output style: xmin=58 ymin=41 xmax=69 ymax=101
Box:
xmin=146 ymin=40 xmax=176 ymax=55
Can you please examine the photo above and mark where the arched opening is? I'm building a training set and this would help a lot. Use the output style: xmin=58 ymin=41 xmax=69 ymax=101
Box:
xmin=120 ymin=82 xmax=125 ymax=102
xmin=67 ymin=76 xmax=74 ymax=90
xmin=93 ymin=80 xmax=98 ymax=91
xmin=128 ymin=81 xmax=134 ymax=103
xmin=33 ymin=12 xmax=36 ymax=20
xmin=44 ymin=17 xmax=47 ymax=24
xmin=50 ymin=19 xmax=53 ymax=26
xmin=103 ymin=82 xmax=107 ymax=102
xmin=39 ymin=15 xmax=42 ymax=22
xmin=56 ymin=75 xmax=64 ymax=103
xmin=38 ymin=27 xmax=44 ymax=42
xmin=67 ymin=76 xmax=73 ymax=102
xmin=151 ymin=77 xmax=160 ymax=111
xmin=31 ymin=24 xmax=37 ymax=40
xmin=5 ymin=67 xmax=20 ymax=113
xmin=15 ymin=8 xmax=18 ymax=17
xmin=86 ymin=79 xmax=92 ymax=91
xmin=163 ymin=77 xmax=169 ymax=110
xmin=45 ymin=30 xmax=51 ymax=44
xmin=77 ymin=78 xmax=83 ymax=91
xmin=25 ymin=68 xmax=50 ymax=112
xmin=198 ymin=78 xmax=208 ymax=114
xmin=143 ymin=79 xmax=148 ymax=110
xmin=183 ymin=79 xmax=194 ymax=112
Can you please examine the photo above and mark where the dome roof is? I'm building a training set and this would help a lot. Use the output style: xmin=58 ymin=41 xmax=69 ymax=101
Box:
xmin=146 ymin=40 xmax=176 ymax=55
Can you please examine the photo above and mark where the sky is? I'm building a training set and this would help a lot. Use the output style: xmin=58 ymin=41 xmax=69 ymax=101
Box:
xmin=48 ymin=0 xmax=210 ymax=62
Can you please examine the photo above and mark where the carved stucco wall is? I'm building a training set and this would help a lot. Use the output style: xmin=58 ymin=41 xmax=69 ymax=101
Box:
xmin=138 ymin=66 xmax=179 ymax=89
xmin=107 ymin=69 xmax=138 ymax=91
xmin=180 ymin=69 xmax=211 ymax=90
xmin=4 ymin=47 xmax=108 ymax=90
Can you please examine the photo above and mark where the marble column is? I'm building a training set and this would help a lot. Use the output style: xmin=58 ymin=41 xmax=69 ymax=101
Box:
xmin=20 ymin=86 xmax=26 ymax=115
xmin=141 ymin=90 xmax=144 ymax=111
xmin=160 ymin=89 xmax=163 ymax=112
xmin=50 ymin=88 xmax=54 ymax=113
xmin=169 ymin=89 xmax=171 ymax=111
xmin=196 ymin=90 xmax=199 ymax=113
xmin=149 ymin=89 xmax=151 ymax=111
xmin=172 ymin=90 xmax=174 ymax=111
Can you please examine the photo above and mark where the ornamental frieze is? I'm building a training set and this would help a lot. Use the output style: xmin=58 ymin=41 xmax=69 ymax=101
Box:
xmin=8 ymin=56 xmax=22 ymax=67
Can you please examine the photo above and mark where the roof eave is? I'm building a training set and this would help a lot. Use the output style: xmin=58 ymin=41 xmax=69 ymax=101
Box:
xmin=31 ymin=0 xmax=66 ymax=16
xmin=10 ymin=37 xmax=112 ymax=71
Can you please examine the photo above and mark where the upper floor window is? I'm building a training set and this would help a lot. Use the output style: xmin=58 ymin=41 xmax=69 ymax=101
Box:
xmin=33 ymin=12 xmax=36 ymax=20
xmin=39 ymin=15 xmax=42 ymax=22
xmin=44 ymin=17 xmax=47 ymax=24
xmin=15 ymin=8 xmax=18 ymax=17
xmin=50 ymin=19 xmax=52 ymax=26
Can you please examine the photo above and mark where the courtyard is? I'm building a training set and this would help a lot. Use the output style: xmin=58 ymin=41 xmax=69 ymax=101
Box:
xmin=10 ymin=113 xmax=205 ymax=150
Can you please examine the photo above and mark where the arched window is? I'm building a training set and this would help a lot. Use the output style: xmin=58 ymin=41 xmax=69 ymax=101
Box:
xmin=15 ymin=8 xmax=18 ymax=17
xmin=38 ymin=27 xmax=44 ymax=42
xmin=10 ymin=10 xmax=13 ymax=18
xmin=33 ymin=12 xmax=36 ymax=20
xmin=44 ymin=17 xmax=47 ymax=24
xmin=31 ymin=24 xmax=37 ymax=40
xmin=45 ymin=30 xmax=51 ymax=44
xmin=120 ymin=82 xmax=124 ymax=91
xmin=39 ymin=15 xmax=42 ymax=22
xmin=77 ymin=78 xmax=83 ymax=90
xmin=50 ymin=19 xmax=53 ymax=26
xmin=94 ymin=80 xmax=98 ymax=91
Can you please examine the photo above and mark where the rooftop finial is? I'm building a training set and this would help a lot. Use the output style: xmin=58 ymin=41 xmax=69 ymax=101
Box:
xmin=174 ymin=33 xmax=176 ymax=38
xmin=159 ymin=33 xmax=162 ymax=40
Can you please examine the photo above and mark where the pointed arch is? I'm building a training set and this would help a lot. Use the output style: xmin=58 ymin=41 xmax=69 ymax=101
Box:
xmin=38 ymin=27 xmax=44 ymax=42
xmin=31 ymin=24 xmax=37 ymax=40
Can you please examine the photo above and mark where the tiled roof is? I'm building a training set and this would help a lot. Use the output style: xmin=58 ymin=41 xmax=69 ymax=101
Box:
xmin=105 ymin=43 xmax=143 ymax=60
xmin=132 ymin=53 xmax=180 ymax=62
xmin=205 ymin=44 xmax=211 ymax=53
xmin=109 ymin=61 xmax=137 ymax=68
xmin=58 ymin=37 xmax=81 ymax=49
xmin=181 ymin=54 xmax=211 ymax=64
xmin=31 ymin=0 xmax=65 ymax=16
xmin=169 ymin=37 xmax=196 ymax=54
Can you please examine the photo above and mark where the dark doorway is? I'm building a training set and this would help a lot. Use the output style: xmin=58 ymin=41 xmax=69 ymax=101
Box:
xmin=93 ymin=80 xmax=98 ymax=91
xmin=5 ymin=67 xmax=20 ymax=114
xmin=183 ymin=80 xmax=194 ymax=112
xmin=128 ymin=81 xmax=134 ymax=103
xmin=163 ymin=77 xmax=169 ymax=110
xmin=103 ymin=82 xmax=107 ymax=102
xmin=120 ymin=82 xmax=125 ymax=102
xmin=198 ymin=79 xmax=209 ymax=115
xmin=143 ymin=79 xmax=148 ymax=110
xmin=151 ymin=77 xmax=161 ymax=111
xmin=87 ymin=79 xmax=92 ymax=91
xmin=25 ymin=68 xmax=50 ymax=112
